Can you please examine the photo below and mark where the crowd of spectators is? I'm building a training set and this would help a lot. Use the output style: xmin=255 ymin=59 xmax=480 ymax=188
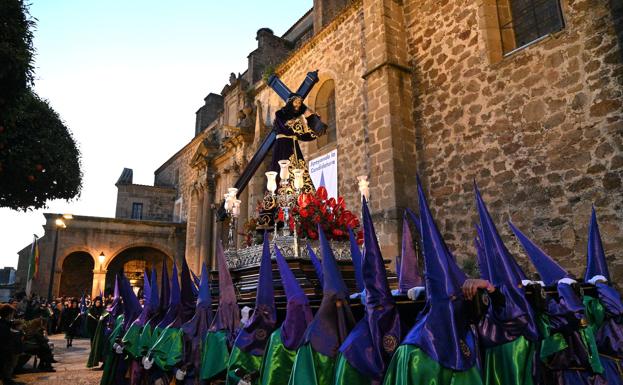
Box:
xmin=0 ymin=292 xmax=113 ymax=385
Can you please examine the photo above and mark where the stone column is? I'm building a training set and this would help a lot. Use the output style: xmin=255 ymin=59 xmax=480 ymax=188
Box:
xmin=362 ymin=0 xmax=416 ymax=258
xmin=205 ymin=172 xmax=216 ymax=269
xmin=198 ymin=188 xmax=210 ymax=267
xmin=91 ymin=270 xmax=106 ymax=298
xmin=194 ymin=189 xmax=205 ymax=249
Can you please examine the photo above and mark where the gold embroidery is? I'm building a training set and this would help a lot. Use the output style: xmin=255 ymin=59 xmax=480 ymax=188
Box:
xmin=288 ymin=154 xmax=315 ymax=194
xmin=383 ymin=334 xmax=398 ymax=353
xmin=285 ymin=116 xmax=317 ymax=138
xmin=460 ymin=340 xmax=471 ymax=358
xmin=255 ymin=328 xmax=267 ymax=341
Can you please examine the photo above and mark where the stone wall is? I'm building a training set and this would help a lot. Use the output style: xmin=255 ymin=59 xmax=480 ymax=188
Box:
xmin=154 ymin=132 xmax=208 ymax=272
xmin=115 ymin=184 xmax=177 ymax=222
xmin=403 ymin=0 xmax=623 ymax=279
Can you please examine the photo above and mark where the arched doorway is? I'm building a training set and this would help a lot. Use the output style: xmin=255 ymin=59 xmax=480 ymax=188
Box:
xmin=314 ymin=79 xmax=337 ymax=149
xmin=105 ymin=246 xmax=172 ymax=296
xmin=59 ymin=251 xmax=94 ymax=298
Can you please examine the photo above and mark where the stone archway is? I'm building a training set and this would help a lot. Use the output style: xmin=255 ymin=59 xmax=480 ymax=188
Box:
xmin=59 ymin=251 xmax=95 ymax=298
xmin=104 ymin=246 xmax=172 ymax=296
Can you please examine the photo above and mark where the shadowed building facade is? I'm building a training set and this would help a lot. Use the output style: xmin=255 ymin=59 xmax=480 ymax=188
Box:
xmin=16 ymin=169 xmax=186 ymax=297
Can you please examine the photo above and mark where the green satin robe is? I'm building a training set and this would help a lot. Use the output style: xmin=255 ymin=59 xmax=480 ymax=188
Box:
xmin=200 ymin=330 xmax=231 ymax=380
xmin=148 ymin=326 xmax=183 ymax=371
xmin=482 ymin=336 xmax=535 ymax=385
xmin=382 ymin=345 xmax=483 ymax=385
xmin=226 ymin=345 xmax=264 ymax=385
xmin=288 ymin=343 xmax=336 ymax=385
xmin=100 ymin=315 xmax=125 ymax=385
xmin=333 ymin=353 xmax=371 ymax=385
xmin=259 ymin=328 xmax=298 ymax=385
xmin=137 ymin=323 xmax=153 ymax=358
xmin=86 ymin=311 xmax=109 ymax=368
xmin=121 ymin=322 xmax=142 ymax=359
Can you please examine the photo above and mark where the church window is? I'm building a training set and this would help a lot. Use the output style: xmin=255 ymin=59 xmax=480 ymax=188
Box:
xmin=174 ymin=197 xmax=184 ymax=222
xmin=496 ymin=0 xmax=564 ymax=55
xmin=131 ymin=202 xmax=143 ymax=220
xmin=314 ymin=79 xmax=337 ymax=150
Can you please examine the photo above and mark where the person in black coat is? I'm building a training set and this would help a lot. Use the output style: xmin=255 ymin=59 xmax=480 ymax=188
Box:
xmin=61 ymin=299 xmax=80 ymax=348
xmin=0 ymin=304 xmax=22 ymax=385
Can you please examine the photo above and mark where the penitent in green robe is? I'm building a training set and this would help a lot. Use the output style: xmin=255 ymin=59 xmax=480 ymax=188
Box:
xmin=86 ymin=311 xmax=109 ymax=368
xmin=200 ymin=330 xmax=231 ymax=380
xmin=148 ymin=325 xmax=184 ymax=371
xmin=288 ymin=343 xmax=337 ymax=385
xmin=482 ymin=336 xmax=536 ymax=385
xmin=226 ymin=345 xmax=264 ymax=385
xmin=99 ymin=315 xmax=125 ymax=385
xmin=121 ymin=322 xmax=142 ymax=359
xmin=333 ymin=353 xmax=372 ymax=385
xmin=259 ymin=329 xmax=298 ymax=385
xmin=382 ymin=345 xmax=483 ymax=385
xmin=137 ymin=323 xmax=154 ymax=358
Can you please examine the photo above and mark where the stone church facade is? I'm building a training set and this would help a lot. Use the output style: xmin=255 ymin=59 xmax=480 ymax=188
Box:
xmin=156 ymin=0 xmax=622 ymax=280
xmin=16 ymin=0 xmax=623 ymax=295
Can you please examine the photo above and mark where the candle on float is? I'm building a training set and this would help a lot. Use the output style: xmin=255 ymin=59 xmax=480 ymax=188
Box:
xmin=293 ymin=169 xmax=304 ymax=190
xmin=278 ymin=159 xmax=291 ymax=180
xmin=265 ymin=171 xmax=278 ymax=194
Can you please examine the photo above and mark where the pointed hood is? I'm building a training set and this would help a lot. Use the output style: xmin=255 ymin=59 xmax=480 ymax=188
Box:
xmin=405 ymin=207 xmax=422 ymax=237
xmin=303 ymin=224 xmax=356 ymax=358
xmin=348 ymin=227 xmax=365 ymax=292
xmin=399 ymin=210 xmax=423 ymax=293
xmin=474 ymin=225 xmax=489 ymax=281
xmin=143 ymin=269 xmax=151 ymax=305
xmin=402 ymin=177 xmax=476 ymax=371
xmin=509 ymin=222 xmax=572 ymax=285
xmin=108 ymin=274 xmax=124 ymax=319
xmin=135 ymin=269 xmax=156 ymax=326
xmin=157 ymin=262 xmax=182 ymax=328
xmin=234 ymin=231 xmax=277 ymax=355
xmin=197 ymin=263 xmax=212 ymax=308
xmin=306 ymin=242 xmax=323 ymax=289
xmin=121 ymin=274 xmax=142 ymax=330
xmin=190 ymin=268 xmax=200 ymax=297
xmin=340 ymin=198 xmax=402 ymax=380
xmin=275 ymin=245 xmax=313 ymax=350
xmin=181 ymin=262 xmax=213 ymax=372
xmin=210 ymin=240 xmax=240 ymax=338
xmin=585 ymin=207 xmax=611 ymax=282
xmin=475 ymin=184 xmax=538 ymax=342
xmin=180 ymin=258 xmax=197 ymax=323
xmin=159 ymin=259 xmax=170 ymax=312
xmin=149 ymin=268 xmax=159 ymax=313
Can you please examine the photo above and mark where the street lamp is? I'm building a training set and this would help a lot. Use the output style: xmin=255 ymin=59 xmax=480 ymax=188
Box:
xmin=47 ymin=215 xmax=70 ymax=301
xmin=98 ymin=252 xmax=106 ymax=269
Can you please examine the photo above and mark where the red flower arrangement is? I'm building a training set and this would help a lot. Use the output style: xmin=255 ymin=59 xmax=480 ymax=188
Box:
xmin=279 ymin=186 xmax=363 ymax=243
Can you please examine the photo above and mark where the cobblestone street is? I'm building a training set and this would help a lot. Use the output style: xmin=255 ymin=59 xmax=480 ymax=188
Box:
xmin=15 ymin=334 xmax=101 ymax=385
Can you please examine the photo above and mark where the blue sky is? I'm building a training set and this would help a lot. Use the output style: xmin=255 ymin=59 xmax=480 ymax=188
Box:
xmin=0 ymin=0 xmax=312 ymax=268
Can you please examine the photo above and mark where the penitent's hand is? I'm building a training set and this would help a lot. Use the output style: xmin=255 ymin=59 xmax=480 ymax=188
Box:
xmin=462 ymin=279 xmax=495 ymax=300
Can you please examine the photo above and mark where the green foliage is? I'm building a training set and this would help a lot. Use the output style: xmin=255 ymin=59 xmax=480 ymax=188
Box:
xmin=0 ymin=0 xmax=35 ymax=113
xmin=0 ymin=0 xmax=82 ymax=211
xmin=262 ymin=65 xmax=276 ymax=83
xmin=0 ymin=92 xmax=82 ymax=210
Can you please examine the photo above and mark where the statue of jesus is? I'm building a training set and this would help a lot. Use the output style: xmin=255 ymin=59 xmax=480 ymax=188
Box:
xmin=270 ymin=93 xmax=327 ymax=194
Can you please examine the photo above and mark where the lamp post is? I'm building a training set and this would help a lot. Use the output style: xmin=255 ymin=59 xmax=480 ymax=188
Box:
xmin=47 ymin=217 xmax=67 ymax=301
xmin=98 ymin=252 xmax=106 ymax=271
